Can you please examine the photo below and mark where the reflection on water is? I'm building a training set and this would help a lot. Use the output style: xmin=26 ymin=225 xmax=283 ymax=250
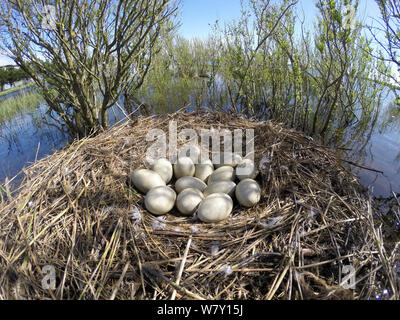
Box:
xmin=0 ymin=96 xmax=127 ymax=192
xmin=0 ymin=103 xmax=69 ymax=189
xmin=347 ymin=130 xmax=400 ymax=197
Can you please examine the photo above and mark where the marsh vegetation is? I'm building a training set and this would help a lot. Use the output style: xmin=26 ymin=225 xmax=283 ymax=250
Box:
xmin=0 ymin=91 xmax=42 ymax=124
xmin=136 ymin=1 xmax=394 ymax=143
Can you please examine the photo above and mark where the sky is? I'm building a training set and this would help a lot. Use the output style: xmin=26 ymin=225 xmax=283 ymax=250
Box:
xmin=0 ymin=1 xmax=385 ymax=66
xmin=177 ymin=0 xmax=243 ymax=39
xmin=177 ymin=0 xmax=398 ymax=79
xmin=178 ymin=0 xmax=382 ymax=39
xmin=0 ymin=54 xmax=12 ymax=67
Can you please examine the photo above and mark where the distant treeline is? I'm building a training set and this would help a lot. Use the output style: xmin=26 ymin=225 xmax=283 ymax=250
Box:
xmin=0 ymin=66 xmax=30 ymax=91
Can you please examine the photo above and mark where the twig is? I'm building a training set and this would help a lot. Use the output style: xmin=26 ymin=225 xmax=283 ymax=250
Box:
xmin=143 ymin=265 xmax=206 ymax=300
xmin=34 ymin=142 xmax=40 ymax=163
xmin=340 ymin=159 xmax=384 ymax=174
xmin=171 ymin=236 xmax=192 ymax=300
xmin=110 ymin=262 xmax=130 ymax=300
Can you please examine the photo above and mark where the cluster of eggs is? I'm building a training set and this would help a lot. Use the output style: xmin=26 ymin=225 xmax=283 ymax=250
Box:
xmin=130 ymin=151 xmax=261 ymax=223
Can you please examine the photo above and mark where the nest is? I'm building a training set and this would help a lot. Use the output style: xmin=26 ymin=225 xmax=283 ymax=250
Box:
xmin=0 ymin=110 xmax=398 ymax=300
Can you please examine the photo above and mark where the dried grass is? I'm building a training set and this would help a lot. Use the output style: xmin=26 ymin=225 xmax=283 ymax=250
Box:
xmin=0 ymin=110 xmax=398 ymax=300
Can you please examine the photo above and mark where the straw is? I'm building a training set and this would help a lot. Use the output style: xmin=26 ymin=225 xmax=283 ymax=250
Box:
xmin=0 ymin=109 xmax=398 ymax=300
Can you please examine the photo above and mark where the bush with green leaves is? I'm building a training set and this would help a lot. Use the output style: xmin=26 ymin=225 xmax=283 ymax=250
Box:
xmin=135 ymin=0 xmax=390 ymax=143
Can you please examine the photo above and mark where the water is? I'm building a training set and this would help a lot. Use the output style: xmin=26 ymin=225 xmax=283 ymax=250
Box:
xmin=348 ymin=129 xmax=400 ymax=197
xmin=0 ymin=88 xmax=400 ymax=198
xmin=339 ymin=97 xmax=400 ymax=198
xmin=0 ymin=93 xmax=127 ymax=192
xmin=0 ymin=103 xmax=69 ymax=189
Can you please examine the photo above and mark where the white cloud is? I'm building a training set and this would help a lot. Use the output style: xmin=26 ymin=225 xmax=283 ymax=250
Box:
xmin=0 ymin=54 xmax=15 ymax=66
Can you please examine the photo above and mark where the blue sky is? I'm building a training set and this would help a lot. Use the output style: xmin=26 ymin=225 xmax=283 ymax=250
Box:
xmin=0 ymin=1 xmax=384 ymax=66
xmin=178 ymin=0 xmax=397 ymax=80
xmin=178 ymin=0 xmax=382 ymax=39
xmin=178 ymin=0 xmax=243 ymax=39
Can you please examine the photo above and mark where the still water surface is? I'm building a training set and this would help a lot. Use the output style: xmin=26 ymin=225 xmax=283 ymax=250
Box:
xmin=346 ymin=124 xmax=400 ymax=197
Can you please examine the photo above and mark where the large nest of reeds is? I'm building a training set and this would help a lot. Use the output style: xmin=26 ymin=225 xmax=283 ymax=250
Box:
xmin=0 ymin=110 xmax=398 ymax=300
